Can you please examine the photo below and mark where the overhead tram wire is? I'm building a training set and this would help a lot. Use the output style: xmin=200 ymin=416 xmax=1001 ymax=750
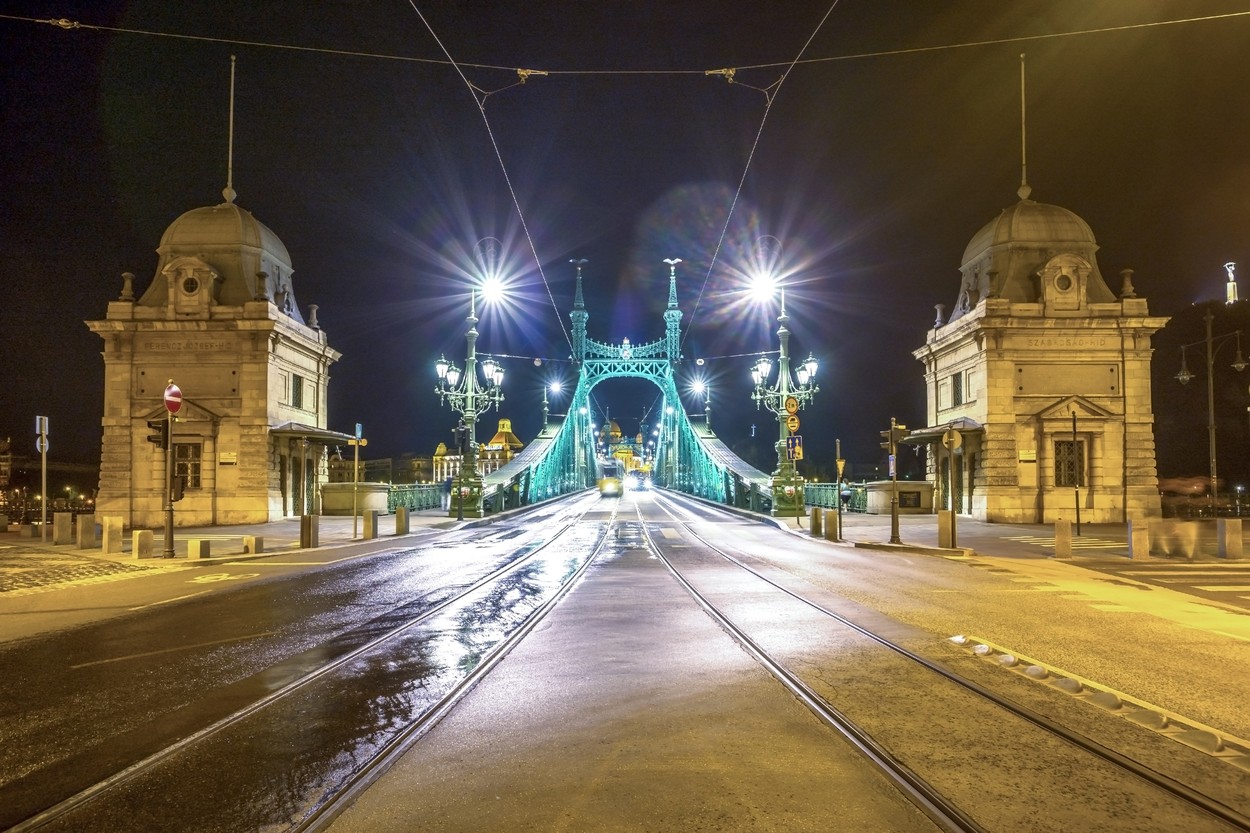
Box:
xmin=678 ymin=1 xmax=840 ymax=356
xmin=14 ymin=7 xmax=1250 ymax=344
xmin=401 ymin=2 xmax=575 ymax=358
xmin=14 ymin=11 xmax=1250 ymax=78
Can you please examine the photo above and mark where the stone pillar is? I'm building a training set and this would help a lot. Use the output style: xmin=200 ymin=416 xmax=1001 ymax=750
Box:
xmin=395 ymin=506 xmax=410 ymax=535
xmin=101 ymin=517 xmax=124 ymax=555
xmin=77 ymin=515 xmax=99 ymax=549
xmin=1054 ymin=518 xmax=1072 ymax=559
xmin=938 ymin=510 xmax=955 ymax=548
xmin=133 ymin=529 xmax=154 ymax=559
xmin=1218 ymin=518 xmax=1243 ymax=560
xmin=1127 ymin=517 xmax=1150 ymax=560
xmin=809 ymin=506 xmax=822 ymax=538
xmin=363 ymin=510 xmax=378 ymax=540
xmin=243 ymin=535 xmax=264 ymax=554
xmin=188 ymin=539 xmax=211 ymax=559
xmin=823 ymin=509 xmax=839 ymax=541
xmin=53 ymin=513 xmax=74 ymax=545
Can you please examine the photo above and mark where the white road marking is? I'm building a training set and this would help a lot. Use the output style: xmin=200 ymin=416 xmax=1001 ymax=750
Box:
xmin=69 ymin=630 xmax=279 ymax=669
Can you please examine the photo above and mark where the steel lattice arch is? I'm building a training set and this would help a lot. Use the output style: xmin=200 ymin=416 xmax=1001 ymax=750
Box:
xmin=482 ymin=261 xmax=774 ymax=513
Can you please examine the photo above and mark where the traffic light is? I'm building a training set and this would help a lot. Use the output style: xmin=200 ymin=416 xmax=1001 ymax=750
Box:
xmin=146 ymin=419 xmax=168 ymax=447
xmin=171 ymin=474 xmax=185 ymax=502
xmin=879 ymin=421 xmax=908 ymax=452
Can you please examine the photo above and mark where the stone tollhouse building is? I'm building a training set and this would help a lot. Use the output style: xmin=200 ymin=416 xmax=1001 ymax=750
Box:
xmin=86 ymin=182 xmax=350 ymax=527
xmin=909 ymin=182 xmax=1169 ymax=523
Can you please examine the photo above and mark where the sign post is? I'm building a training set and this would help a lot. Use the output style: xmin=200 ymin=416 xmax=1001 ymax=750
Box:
xmin=36 ymin=416 xmax=49 ymax=542
xmin=162 ymin=382 xmax=181 ymax=558
xmin=352 ymin=423 xmax=363 ymax=539
xmin=942 ymin=428 xmax=962 ymax=548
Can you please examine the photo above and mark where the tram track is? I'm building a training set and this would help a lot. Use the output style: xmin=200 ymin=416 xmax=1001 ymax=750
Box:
xmin=4 ymin=493 xmax=616 ymax=833
xmin=642 ymin=490 xmax=1250 ymax=832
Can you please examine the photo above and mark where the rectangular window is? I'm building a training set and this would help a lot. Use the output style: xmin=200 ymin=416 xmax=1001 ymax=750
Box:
xmin=951 ymin=372 xmax=964 ymax=407
xmin=174 ymin=443 xmax=202 ymax=489
xmin=291 ymin=373 xmax=304 ymax=409
xmin=1054 ymin=440 xmax=1084 ymax=487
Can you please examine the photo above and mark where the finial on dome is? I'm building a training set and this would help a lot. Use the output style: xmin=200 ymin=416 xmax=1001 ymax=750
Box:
xmin=224 ymin=55 xmax=237 ymax=205
xmin=1018 ymin=54 xmax=1031 ymax=202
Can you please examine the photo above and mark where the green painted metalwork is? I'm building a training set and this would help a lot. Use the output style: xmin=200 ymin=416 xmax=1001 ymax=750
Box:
xmin=388 ymin=484 xmax=441 ymax=512
xmin=481 ymin=260 xmax=773 ymax=513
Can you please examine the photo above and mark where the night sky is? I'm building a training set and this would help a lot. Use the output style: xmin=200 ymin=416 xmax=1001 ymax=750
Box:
xmin=4 ymin=1 xmax=1250 ymax=490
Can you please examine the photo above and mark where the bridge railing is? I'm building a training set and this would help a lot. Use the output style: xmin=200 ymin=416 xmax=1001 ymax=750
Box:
xmin=804 ymin=482 xmax=868 ymax=513
xmin=388 ymin=483 xmax=441 ymax=512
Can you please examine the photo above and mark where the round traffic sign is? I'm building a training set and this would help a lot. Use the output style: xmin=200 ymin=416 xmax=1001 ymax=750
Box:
xmin=785 ymin=414 xmax=800 ymax=433
xmin=36 ymin=436 xmax=48 ymax=453
xmin=942 ymin=429 xmax=962 ymax=450
xmin=164 ymin=383 xmax=183 ymax=414
xmin=784 ymin=396 xmax=799 ymax=415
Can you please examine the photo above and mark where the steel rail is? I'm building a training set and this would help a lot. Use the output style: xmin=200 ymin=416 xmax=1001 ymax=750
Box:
xmin=637 ymin=495 xmax=983 ymax=832
xmin=652 ymin=490 xmax=1250 ymax=832
xmin=9 ymin=492 xmax=609 ymax=833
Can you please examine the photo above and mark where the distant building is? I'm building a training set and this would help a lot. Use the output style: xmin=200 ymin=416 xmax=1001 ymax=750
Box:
xmin=86 ymin=187 xmax=349 ymax=527
xmin=433 ymin=418 xmax=525 ymax=482
xmin=911 ymin=184 xmax=1168 ymax=523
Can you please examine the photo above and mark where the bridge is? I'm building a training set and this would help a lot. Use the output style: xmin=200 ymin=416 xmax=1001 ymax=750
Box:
xmin=435 ymin=258 xmax=818 ymax=518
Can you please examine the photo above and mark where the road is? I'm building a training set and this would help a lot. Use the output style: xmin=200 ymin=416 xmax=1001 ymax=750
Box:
xmin=0 ymin=493 xmax=1247 ymax=831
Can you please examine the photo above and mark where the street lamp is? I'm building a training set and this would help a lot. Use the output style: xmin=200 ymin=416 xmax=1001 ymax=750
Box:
xmin=1175 ymin=307 xmax=1245 ymax=513
xmin=434 ymin=287 xmax=505 ymax=520
xmin=691 ymin=380 xmax=711 ymax=428
xmin=748 ymin=240 xmax=818 ymax=517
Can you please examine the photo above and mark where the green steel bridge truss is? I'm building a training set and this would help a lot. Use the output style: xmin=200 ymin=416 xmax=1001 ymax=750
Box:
xmin=481 ymin=263 xmax=773 ymax=513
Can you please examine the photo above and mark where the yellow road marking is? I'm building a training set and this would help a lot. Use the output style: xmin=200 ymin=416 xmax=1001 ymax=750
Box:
xmin=1195 ymin=585 xmax=1250 ymax=592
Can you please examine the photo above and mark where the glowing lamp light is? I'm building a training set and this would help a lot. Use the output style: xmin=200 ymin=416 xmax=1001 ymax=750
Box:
xmin=435 ymin=354 xmax=450 ymax=381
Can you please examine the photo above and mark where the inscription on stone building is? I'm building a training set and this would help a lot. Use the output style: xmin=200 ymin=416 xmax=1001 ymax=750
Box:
xmin=1024 ymin=336 xmax=1109 ymax=349
xmin=143 ymin=340 xmax=230 ymax=352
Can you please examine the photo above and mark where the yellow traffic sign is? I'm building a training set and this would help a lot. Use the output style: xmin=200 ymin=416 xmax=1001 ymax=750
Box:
xmin=784 ymin=396 xmax=799 ymax=415
xmin=785 ymin=414 xmax=800 ymax=433
xmin=348 ymin=438 xmax=368 ymax=447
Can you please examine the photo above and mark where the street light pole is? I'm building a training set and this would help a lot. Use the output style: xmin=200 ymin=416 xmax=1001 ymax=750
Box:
xmin=751 ymin=289 xmax=819 ymax=518
xmin=435 ymin=289 xmax=506 ymax=520
xmin=1176 ymin=307 xmax=1245 ymax=513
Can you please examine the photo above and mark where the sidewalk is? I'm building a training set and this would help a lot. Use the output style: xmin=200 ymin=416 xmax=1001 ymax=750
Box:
xmin=2 ymin=509 xmax=463 ymax=559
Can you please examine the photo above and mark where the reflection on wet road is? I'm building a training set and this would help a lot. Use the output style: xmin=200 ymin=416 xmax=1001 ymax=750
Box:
xmin=30 ymin=526 xmax=606 ymax=832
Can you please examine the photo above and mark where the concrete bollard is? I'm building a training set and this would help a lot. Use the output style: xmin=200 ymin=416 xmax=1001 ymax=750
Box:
xmin=188 ymin=539 xmax=211 ymax=559
xmin=1148 ymin=518 xmax=1168 ymax=555
xmin=363 ymin=510 xmax=379 ymax=540
xmin=809 ymin=506 xmax=822 ymax=538
xmin=77 ymin=515 xmax=99 ymax=549
xmin=300 ymin=514 xmax=319 ymax=549
xmin=53 ymin=513 xmax=74 ymax=545
xmin=938 ymin=510 xmax=955 ymax=549
xmin=133 ymin=529 xmax=154 ymax=559
xmin=243 ymin=535 xmax=264 ymax=554
xmin=1054 ymin=518 xmax=1072 ymax=559
xmin=18 ymin=524 xmax=35 ymax=538
xmin=1218 ymin=518 xmax=1243 ymax=560
xmin=824 ymin=508 xmax=839 ymax=541
xmin=395 ymin=506 xmax=410 ymax=536
xmin=101 ymin=517 xmax=124 ymax=555
xmin=1127 ymin=516 xmax=1150 ymax=560
xmin=1170 ymin=521 xmax=1199 ymax=560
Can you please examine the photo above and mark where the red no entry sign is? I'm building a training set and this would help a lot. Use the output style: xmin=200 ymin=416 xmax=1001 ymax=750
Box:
xmin=164 ymin=383 xmax=183 ymax=414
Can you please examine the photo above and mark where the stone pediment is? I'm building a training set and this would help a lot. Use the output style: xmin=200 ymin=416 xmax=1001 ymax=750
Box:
xmin=1032 ymin=395 xmax=1114 ymax=421
xmin=140 ymin=397 xmax=221 ymax=424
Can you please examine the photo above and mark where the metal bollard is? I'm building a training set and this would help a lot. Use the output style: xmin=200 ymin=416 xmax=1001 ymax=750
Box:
xmin=810 ymin=506 xmax=822 ymax=537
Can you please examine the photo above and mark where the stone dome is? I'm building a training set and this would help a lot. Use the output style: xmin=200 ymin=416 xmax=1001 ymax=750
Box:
xmin=948 ymin=189 xmax=1114 ymax=321
xmin=961 ymin=198 xmax=1096 ymax=267
xmin=141 ymin=199 xmax=303 ymax=321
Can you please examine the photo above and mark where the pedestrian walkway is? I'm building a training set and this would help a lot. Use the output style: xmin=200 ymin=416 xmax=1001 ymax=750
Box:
xmin=0 ymin=509 xmax=463 ymax=595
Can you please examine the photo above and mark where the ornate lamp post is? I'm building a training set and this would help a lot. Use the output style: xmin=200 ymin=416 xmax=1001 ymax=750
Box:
xmin=1175 ymin=307 xmax=1246 ymax=513
xmin=750 ymin=294 xmax=819 ymax=517
xmin=692 ymin=380 xmax=711 ymax=429
xmin=434 ymin=289 xmax=505 ymax=520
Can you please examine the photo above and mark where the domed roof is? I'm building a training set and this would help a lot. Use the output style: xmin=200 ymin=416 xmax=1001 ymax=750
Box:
xmin=140 ymin=198 xmax=303 ymax=321
xmin=160 ymin=202 xmax=292 ymax=267
xmin=961 ymin=197 xmax=1096 ymax=267
xmin=947 ymin=187 xmax=1114 ymax=321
